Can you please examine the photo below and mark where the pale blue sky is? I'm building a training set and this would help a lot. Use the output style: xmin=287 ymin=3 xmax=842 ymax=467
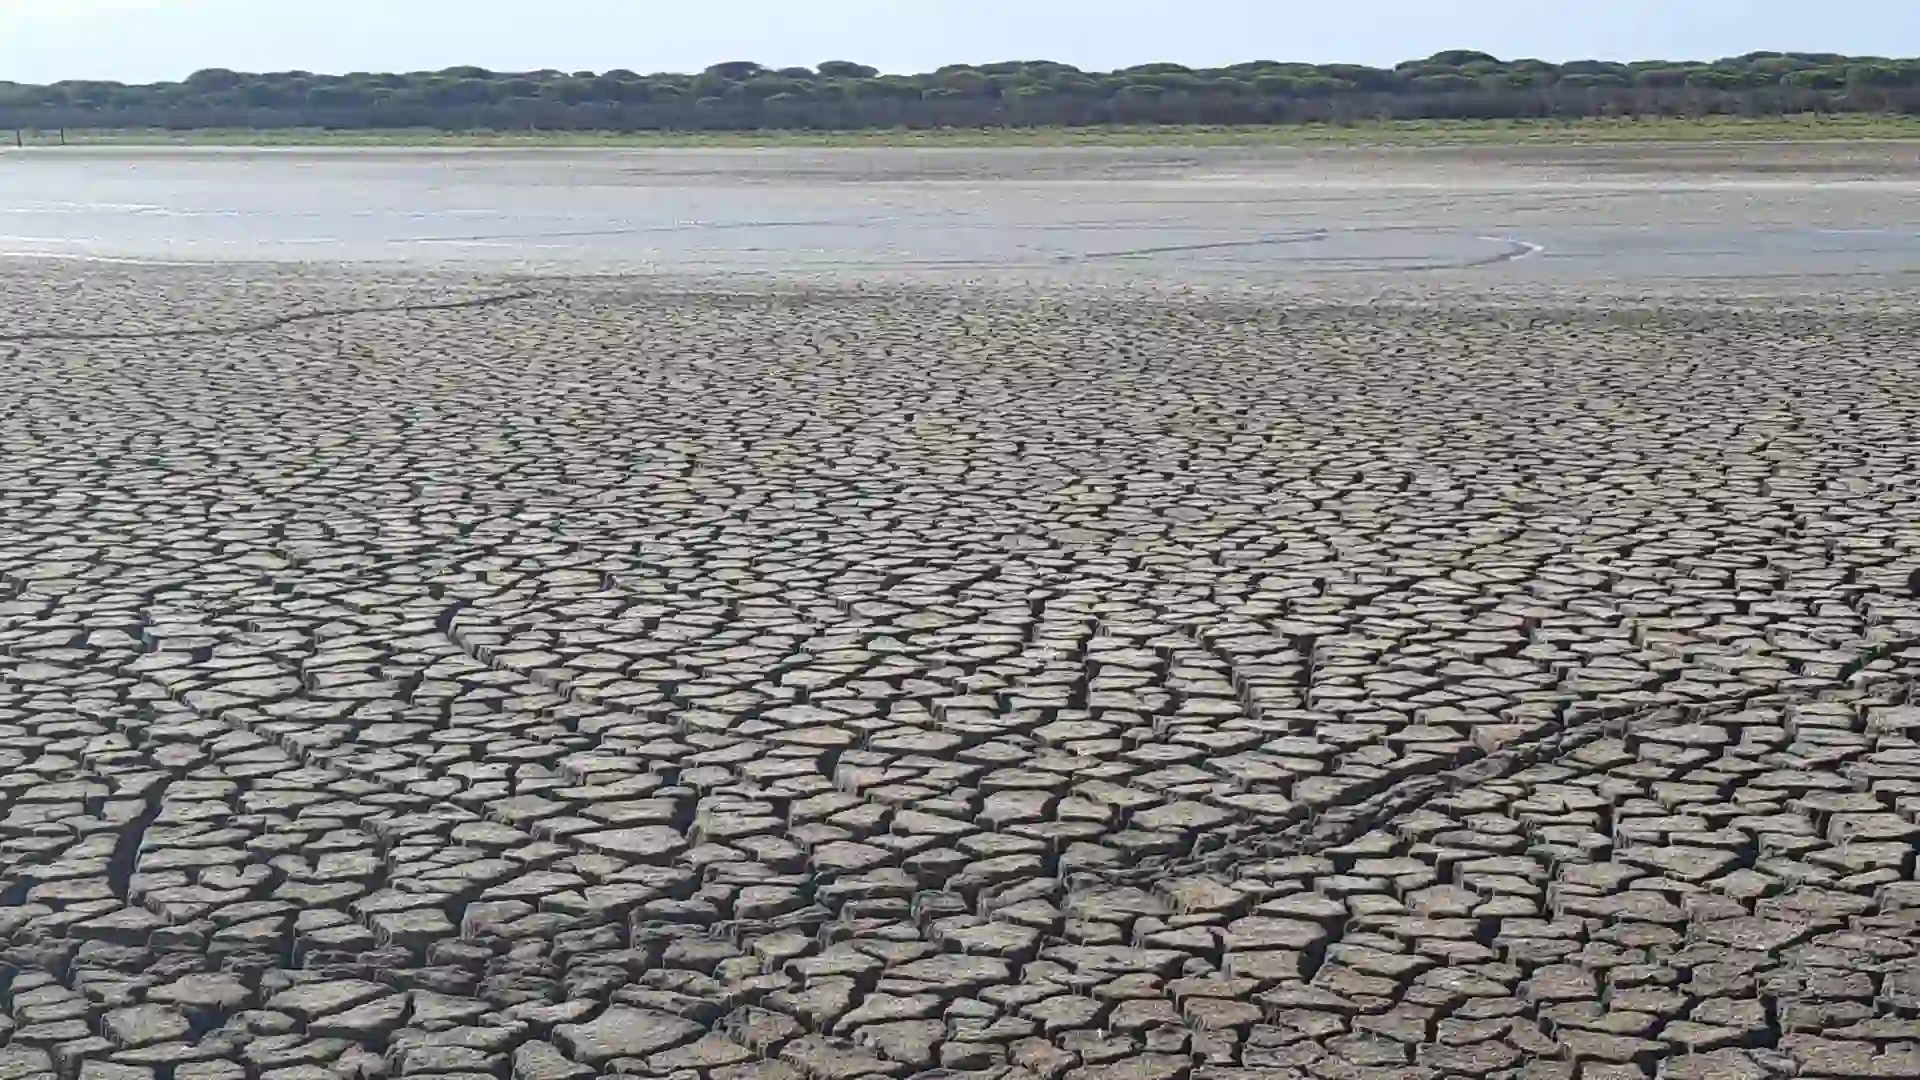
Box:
xmin=3 ymin=0 xmax=1918 ymax=84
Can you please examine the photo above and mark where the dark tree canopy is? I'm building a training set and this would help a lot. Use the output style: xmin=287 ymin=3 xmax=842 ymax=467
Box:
xmin=4 ymin=51 xmax=1918 ymax=132
xmin=816 ymin=61 xmax=879 ymax=79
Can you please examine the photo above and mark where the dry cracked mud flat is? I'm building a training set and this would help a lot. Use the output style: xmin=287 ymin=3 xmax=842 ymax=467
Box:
xmin=4 ymin=259 xmax=1920 ymax=1080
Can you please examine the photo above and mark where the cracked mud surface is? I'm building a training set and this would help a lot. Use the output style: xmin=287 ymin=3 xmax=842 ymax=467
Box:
xmin=4 ymin=259 xmax=1920 ymax=1080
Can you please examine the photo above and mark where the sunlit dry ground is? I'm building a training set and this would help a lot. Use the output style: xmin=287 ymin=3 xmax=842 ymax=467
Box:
xmin=2 ymin=144 xmax=1920 ymax=1080
xmin=2 ymin=142 xmax=1918 ymax=291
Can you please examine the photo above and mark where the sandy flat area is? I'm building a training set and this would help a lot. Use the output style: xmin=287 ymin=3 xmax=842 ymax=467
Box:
xmin=2 ymin=142 xmax=1916 ymax=294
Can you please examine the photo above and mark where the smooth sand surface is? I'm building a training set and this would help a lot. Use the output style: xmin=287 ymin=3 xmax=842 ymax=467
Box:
xmin=3 ymin=143 xmax=1916 ymax=292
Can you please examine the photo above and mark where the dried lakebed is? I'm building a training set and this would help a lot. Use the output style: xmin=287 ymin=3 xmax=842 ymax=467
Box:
xmin=3 ymin=258 xmax=1920 ymax=1080
xmin=4 ymin=143 xmax=1920 ymax=289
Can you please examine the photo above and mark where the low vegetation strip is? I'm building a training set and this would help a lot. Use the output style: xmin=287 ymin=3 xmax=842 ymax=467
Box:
xmin=25 ymin=113 xmax=1920 ymax=148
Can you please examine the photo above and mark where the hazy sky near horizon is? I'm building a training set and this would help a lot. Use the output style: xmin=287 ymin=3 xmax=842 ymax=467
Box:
xmin=3 ymin=0 xmax=1918 ymax=84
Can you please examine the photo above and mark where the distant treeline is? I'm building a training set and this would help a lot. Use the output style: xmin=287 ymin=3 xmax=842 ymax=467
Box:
xmin=6 ymin=51 xmax=1920 ymax=131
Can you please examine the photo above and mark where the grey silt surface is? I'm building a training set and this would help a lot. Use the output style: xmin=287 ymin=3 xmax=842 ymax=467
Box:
xmin=1 ymin=143 xmax=1917 ymax=290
